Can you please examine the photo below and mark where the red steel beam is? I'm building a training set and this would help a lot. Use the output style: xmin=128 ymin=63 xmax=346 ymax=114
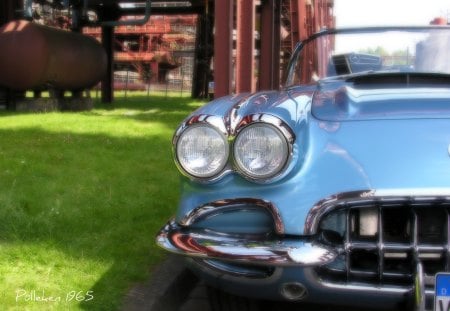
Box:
xmin=289 ymin=0 xmax=298 ymax=48
xmin=236 ymin=0 xmax=255 ymax=93
xmin=298 ymin=0 xmax=308 ymax=40
xmin=290 ymin=0 xmax=308 ymax=49
xmin=314 ymin=0 xmax=321 ymax=32
xmin=259 ymin=0 xmax=281 ymax=90
xmin=214 ymin=0 xmax=234 ymax=98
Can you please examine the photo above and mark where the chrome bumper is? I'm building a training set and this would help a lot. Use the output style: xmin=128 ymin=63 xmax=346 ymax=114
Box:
xmin=156 ymin=219 xmax=336 ymax=266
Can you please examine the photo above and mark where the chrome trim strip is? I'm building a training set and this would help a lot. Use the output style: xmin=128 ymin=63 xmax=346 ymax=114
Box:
xmin=198 ymin=259 xmax=275 ymax=279
xmin=156 ymin=219 xmax=336 ymax=266
xmin=304 ymin=189 xmax=450 ymax=234
xmin=232 ymin=114 xmax=295 ymax=143
xmin=305 ymin=190 xmax=376 ymax=235
xmin=179 ymin=198 xmax=285 ymax=235
xmin=319 ymin=280 xmax=411 ymax=294
xmin=176 ymin=114 xmax=228 ymax=137
xmin=319 ymin=279 xmax=435 ymax=299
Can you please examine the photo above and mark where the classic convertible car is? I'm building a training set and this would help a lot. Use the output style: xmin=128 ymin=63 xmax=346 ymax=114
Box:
xmin=157 ymin=27 xmax=450 ymax=310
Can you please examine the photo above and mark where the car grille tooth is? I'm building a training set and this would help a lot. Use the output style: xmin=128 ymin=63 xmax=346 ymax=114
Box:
xmin=317 ymin=196 xmax=450 ymax=288
xmin=412 ymin=207 xmax=419 ymax=264
xmin=345 ymin=207 xmax=351 ymax=283
xmin=377 ymin=205 xmax=383 ymax=284
xmin=446 ymin=209 xmax=450 ymax=271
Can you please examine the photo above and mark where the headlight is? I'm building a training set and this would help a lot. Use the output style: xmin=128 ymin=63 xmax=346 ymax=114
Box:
xmin=176 ymin=125 xmax=229 ymax=179
xmin=233 ymin=124 xmax=290 ymax=180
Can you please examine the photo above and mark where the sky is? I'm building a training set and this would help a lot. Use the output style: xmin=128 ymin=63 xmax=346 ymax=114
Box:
xmin=334 ymin=0 xmax=450 ymax=27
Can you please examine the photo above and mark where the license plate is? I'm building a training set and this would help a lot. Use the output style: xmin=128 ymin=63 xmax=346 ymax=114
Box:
xmin=435 ymin=273 xmax=450 ymax=311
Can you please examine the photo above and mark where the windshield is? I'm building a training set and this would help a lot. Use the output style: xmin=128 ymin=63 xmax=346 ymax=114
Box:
xmin=286 ymin=27 xmax=450 ymax=86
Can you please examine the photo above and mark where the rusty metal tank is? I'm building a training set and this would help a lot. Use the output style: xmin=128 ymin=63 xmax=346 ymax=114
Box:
xmin=0 ymin=20 xmax=107 ymax=91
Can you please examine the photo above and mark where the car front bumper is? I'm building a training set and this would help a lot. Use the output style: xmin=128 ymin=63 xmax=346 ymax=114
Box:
xmin=156 ymin=219 xmax=336 ymax=266
xmin=155 ymin=191 xmax=445 ymax=310
xmin=156 ymin=219 xmax=423 ymax=309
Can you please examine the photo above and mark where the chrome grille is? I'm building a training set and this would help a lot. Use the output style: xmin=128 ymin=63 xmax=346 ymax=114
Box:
xmin=316 ymin=196 xmax=450 ymax=286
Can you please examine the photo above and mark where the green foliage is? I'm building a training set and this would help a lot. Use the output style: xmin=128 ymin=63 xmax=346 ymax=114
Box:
xmin=359 ymin=46 xmax=413 ymax=66
xmin=0 ymin=93 xmax=204 ymax=310
xmin=360 ymin=46 xmax=389 ymax=57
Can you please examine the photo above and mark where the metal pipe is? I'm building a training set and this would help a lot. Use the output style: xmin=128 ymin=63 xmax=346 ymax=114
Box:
xmin=102 ymin=0 xmax=152 ymax=27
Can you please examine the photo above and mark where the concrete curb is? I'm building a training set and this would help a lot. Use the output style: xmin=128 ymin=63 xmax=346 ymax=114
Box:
xmin=122 ymin=255 xmax=199 ymax=311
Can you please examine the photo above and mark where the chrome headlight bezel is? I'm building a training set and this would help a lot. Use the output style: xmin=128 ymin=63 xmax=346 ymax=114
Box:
xmin=173 ymin=115 xmax=230 ymax=182
xmin=232 ymin=114 xmax=295 ymax=183
xmin=173 ymin=114 xmax=295 ymax=184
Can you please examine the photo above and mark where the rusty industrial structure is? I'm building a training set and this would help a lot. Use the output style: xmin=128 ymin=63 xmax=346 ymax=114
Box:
xmin=83 ymin=15 xmax=197 ymax=90
xmin=0 ymin=0 xmax=335 ymax=109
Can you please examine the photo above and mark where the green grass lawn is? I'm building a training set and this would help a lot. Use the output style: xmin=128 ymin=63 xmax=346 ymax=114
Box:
xmin=0 ymin=93 xmax=204 ymax=310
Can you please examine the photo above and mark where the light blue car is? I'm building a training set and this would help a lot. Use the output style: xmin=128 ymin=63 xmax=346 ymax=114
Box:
xmin=157 ymin=27 xmax=450 ymax=310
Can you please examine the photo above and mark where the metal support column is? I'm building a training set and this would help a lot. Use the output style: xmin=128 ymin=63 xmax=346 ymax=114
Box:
xmin=192 ymin=5 xmax=213 ymax=99
xmin=314 ymin=0 xmax=321 ymax=32
xmin=213 ymin=0 xmax=234 ymax=98
xmin=1 ymin=0 xmax=24 ymax=110
xmin=0 ymin=0 xmax=18 ymax=25
xmin=236 ymin=0 xmax=255 ymax=93
xmin=101 ymin=26 xmax=114 ymax=103
xmin=259 ymin=0 xmax=281 ymax=90
xmin=290 ymin=0 xmax=308 ymax=46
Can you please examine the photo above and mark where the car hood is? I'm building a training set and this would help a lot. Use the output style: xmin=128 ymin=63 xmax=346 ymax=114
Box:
xmin=176 ymin=85 xmax=450 ymax=235
xmin=312 ymin=81 xmax=450 ymax=121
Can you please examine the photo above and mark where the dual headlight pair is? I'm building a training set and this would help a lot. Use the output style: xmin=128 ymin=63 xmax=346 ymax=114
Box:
xmin=174 ymin=115 xmax=294 ymax=182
